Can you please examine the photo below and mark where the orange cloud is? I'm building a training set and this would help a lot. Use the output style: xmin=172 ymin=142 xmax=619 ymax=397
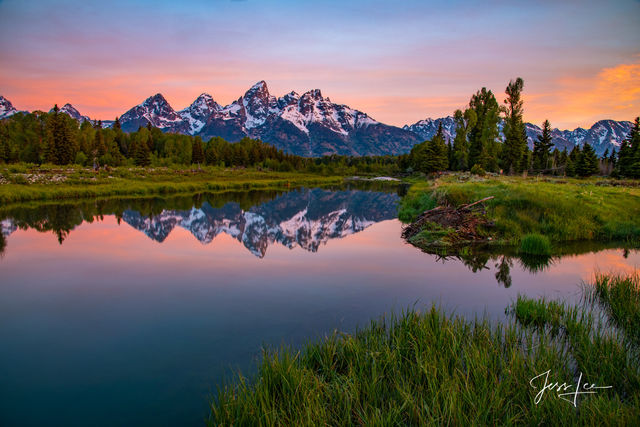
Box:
xmin=525 ymin=61 xmax=640 ymax=129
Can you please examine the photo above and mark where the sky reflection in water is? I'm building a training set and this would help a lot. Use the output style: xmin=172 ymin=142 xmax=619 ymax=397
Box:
xmin=0 ymin=188 xmax=637 ymax=426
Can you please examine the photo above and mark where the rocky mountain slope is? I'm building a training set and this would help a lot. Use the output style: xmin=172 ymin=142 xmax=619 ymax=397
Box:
xmin=0 ymin=96 xmax=20 ymax=119
xmin=117 ymin=81 xmax=420 ymax=156
xmin=1 ymin=87 xmax=633 ymax=156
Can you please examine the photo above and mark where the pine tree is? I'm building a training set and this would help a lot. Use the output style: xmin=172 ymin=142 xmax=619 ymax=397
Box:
xmin=500 ymin=77 xmax=527 ymax=174
xmin=468 ymin=88 xmax=500 ymax=171
xmin=533 ymin=120 xmax=553 ymax=172
xmin=452 ymin=108 xmax=476 ymax=170
xmin=132 ymin=129 xmax=151 ymax=166
xmin=576 ymin=143 xmax=599 ymax=177
xmin=192 ymin=136 xmax=205 ymax=165
xmin=113 ymin=117 xmax=121 ymax=131
xmin=565 ymin=146 xmax=579 ymax=176
xmin=608 ymin=148 xmax=617 ymax=168
xmin=424 ymin=123 xmax=449 ymax=172
xmin=615 ymin=117 xmax=640 ymax=178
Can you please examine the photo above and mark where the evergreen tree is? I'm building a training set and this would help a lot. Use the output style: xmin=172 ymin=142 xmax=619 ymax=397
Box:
xmin=615 ymin=117 xmax=640 ymax=178
xmin=113 ymin=116 xmax=121 ymax=131
xmin=500 ymin=77 xmax=527 ymax=174
xmin=576 ymin=143 xmax=599 ymax=177
xmin=425 ymin=123 xmax=449 ymax=172
xmin=532 ymin=120 xmax=553 ymax=172
xmin=565 ymin=146 xmax=579 ymax=177
xmin=451 ymin=108 xmax=476 ymax=170
xmin=556 ymin=148 xmax=567 ymax=175
xmin=192 ymin=136 xmax=205 ymax=165
xmin=468 ymin=88 xmax=500 ymax=171
xmin=608 ymin=148 xmax=617 ymax=168
xmin=132 ymin=128 xmax=151 ymax=166
xmin=44 ymin=105 xmax=76 ymax=165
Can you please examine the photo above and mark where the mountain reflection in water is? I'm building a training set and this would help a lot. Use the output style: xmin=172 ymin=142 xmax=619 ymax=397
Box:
xmin=0 ymin=187 xmax=401 ymax=258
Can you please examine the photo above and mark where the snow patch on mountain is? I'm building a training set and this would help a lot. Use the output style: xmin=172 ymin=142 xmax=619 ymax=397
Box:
xmin=57 ymin=104 xmax=91 ymax=122
xmin=0 ymin=96 xmax=19 ymax=119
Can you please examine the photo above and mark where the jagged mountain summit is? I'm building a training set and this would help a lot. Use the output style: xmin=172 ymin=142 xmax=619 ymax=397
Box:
xmin=0 ymin=89 xmax=634 ymax=157
xmin=0 ymin=95 xmax=20 ymax=119
xmin=119 ymin=93 xmax=189 ymax=134
xmin=48 ymin=103 xmax=91 ymax=123
xmin=118 ymin=81 xmax=421 ymax=156
xmin=404 ymin=117 xmax=633 ymax=156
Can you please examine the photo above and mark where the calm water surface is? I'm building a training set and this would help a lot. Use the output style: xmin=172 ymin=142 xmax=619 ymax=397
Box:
xmin=0 ymin=187 xmax=637 ymax=426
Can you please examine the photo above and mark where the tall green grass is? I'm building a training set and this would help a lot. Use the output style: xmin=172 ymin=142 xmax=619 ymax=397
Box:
xmin=0 ymin=165 xmax=344 ymax=203
xmin=519 ymin=233 xmax=552 ymax=256
xmin=210 ymin=273 xmax=640 ymax=425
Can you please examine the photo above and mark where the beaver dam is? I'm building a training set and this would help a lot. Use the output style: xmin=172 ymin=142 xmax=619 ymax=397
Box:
xmin=402 ymin=196 xmax=495 ymax=248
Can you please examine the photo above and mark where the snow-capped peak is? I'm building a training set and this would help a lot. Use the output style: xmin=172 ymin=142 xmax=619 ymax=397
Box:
xmin=57 ymin=103 xmax=91 ymax=122
xmin=178 ymin=93 xmax=221 ymax=134
xmin=118 ymin=93 xmax=188 ymax=133
xmin=242 ymin=81 xmax=278 ymax=129
xmin=0 ymin=95 xmax=19 ymax=119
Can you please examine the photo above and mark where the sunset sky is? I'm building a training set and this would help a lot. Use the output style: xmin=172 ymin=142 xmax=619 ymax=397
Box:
xmin=0 ymin=0 xmax=638 ymax=129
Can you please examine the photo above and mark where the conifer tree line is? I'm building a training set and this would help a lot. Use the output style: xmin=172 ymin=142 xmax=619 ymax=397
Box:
xmin=0 ymin=106 xmax=398 ymax=174
xmin=400 ymin=78 xmax=638 ymax=177
xmin=0 ymin=99 xmax=637 ymax=178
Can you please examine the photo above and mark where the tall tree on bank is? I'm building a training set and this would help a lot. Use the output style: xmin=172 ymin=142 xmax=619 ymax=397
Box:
xmin=533 ymin=120 xmax=553 ymax=171
xmin=500 ymin=77 xmax=527 ymax=174
xmin=451 ymin=108 xmax=477 ymax=171
xmin=467 ymin=88 xmax=500 ymax=171
xmin=407 ymin=124 xmax=448 ymax=173
xmin=426 ymin=123 xmax=449 ymax=172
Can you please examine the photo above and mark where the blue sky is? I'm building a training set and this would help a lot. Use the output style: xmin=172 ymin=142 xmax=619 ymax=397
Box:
xmin=0 ymin=0 xmax=638 ymax=127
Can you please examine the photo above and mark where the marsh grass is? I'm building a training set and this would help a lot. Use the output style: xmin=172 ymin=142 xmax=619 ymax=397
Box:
xmin=0 ymin=164 xmax=343 ymax=203
xmin=398 ymin=176 xmax=640 ymax=249
xmin=210 ymin=273 xmax=640 ymax=425
xmin=520 ymin=233 xmax=552 ymax=256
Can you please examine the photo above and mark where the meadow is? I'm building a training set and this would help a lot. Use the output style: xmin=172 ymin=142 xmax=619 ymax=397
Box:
xmin=398 ymin=174 xmax=640 ymax=253
xmin=0 ymin=163 xmax=343 ymax=204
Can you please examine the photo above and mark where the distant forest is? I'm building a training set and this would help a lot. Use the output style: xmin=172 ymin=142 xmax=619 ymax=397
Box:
xmin=1 ymin=80 xmax=639 ymax=178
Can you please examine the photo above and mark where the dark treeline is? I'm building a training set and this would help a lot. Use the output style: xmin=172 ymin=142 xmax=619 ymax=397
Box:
xmin=400 ymin=78 xmax=640 ymax=178
xmin=0 ymin=106 xmax=399 ymax=175
xmin=1 ymin=97 xmax=638 ymax=178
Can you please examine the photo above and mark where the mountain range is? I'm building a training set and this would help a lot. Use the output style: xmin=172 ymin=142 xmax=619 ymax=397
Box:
xmin=404 ymin=117 xmax=633 ymax=156
xmin=1 ymin=83 xmax=634 ymax=156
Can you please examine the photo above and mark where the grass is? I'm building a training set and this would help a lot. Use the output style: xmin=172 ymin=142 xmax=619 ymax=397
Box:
xmin=0 ymin=164 xmax=344 ymax=204
xmin=520 ymin=233 xmax=552 ymax=256
xmin=210 ymin=273 xmax=640 ymax=425
xmin=398 ymin=174 xmax=640 ymax=252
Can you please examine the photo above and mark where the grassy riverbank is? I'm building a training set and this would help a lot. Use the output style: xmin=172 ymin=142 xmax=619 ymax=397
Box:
xmin=210 ymin=273 xmax=640 ymax=424
xmin=398 ymin=174 xmax=640 ymax=253
xmin=0 ymin=164 xmax=343 ymax=204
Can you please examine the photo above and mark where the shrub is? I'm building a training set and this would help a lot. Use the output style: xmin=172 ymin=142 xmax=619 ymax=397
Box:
xmin=74 ymin=152 xmax=87 ymax=166
xmin=470 ymin=164 xmax=486 ymax=176
xmin=519 ymin=233 xmax=552 ymax=256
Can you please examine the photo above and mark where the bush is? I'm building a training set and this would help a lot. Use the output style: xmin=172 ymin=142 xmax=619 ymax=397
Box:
xmin=74 ymin=152 xmax=87 ymax=166
xmin=470 ymin=164 xmax=486 ymax=176
xmin=519 ymin=233 xmax=552 ymax=256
